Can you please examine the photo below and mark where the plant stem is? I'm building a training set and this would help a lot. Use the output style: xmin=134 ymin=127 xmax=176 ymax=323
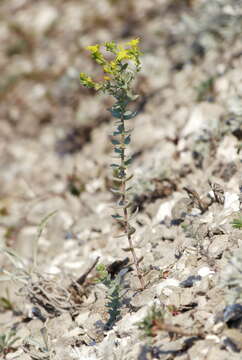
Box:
xmin=119 ymin=113 xmax=145 ymax=290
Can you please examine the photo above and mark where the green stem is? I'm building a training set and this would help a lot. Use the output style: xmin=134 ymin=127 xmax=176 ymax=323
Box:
xmin=119 ymin=108 xmax=145 ymax=290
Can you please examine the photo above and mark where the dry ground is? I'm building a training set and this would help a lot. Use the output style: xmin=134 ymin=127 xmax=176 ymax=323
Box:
xmin=0 ymin=0 xmax=242 ymax=359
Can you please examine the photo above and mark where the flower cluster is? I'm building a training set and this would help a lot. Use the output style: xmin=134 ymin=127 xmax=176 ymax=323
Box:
xmin=80 ymin=39 xmax=142 ymax=93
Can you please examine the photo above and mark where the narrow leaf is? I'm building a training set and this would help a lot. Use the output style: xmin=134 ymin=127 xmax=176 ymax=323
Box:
xmin=8 ymin=337 xmax=20 ymax=347
xmin=126 ymin=186 xmax=133 ymax=192
xmin=111 ymin=214 xmax=123 ymax=219
xmin=110 ymin=188 xmax=124 ymax=195
xmin=124 ymin=201 xmax=132 ymax=209
xmin=109 ymin=107 xmax=122 ymax=119
xmin=113 ymin=233 xmax=126 ymax=238
xmin=127 ymin=93 xmax=139 ymax=101
xmin=129 ymin=206 xmax=139 ymax=220
xmin=111 ymin=177 xmax=123 ymax=183
xmin=122 ymin=247 xmax=132 ymax=252
xmin=125 ymin=174 xmax=134 ymax=182
xmin=33 ymin=210 xmax=58 ymax=269
xmin=112 ymin=174 xmax=133 ymax=183
xmin=128 ymin=226 xmax=136 ymax=236
xmin=0 ymin=297 xmax=13 ymax=309
xmin=0 ymin=247 xmax=25 ymax=269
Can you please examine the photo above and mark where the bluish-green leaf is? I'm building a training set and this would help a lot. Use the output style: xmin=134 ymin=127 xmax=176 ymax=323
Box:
xmin=124 ymin=157 xmax=132 ymax=166
xmin=118 ymin=124 xmax=124 ymax=130
xmin=109 ymin=104 xmax=123 ymax=119
xmin=118 ymin=199 xmax=131 ymax=209
xmin=113 ymin=124 xmax=124 ymax=136
xmin=124 ymin=135 xmax=131 ymax=145
xmin=114 ymin=147 xmax=123 ymax=154
xmin=110 ymin=109 xmax=122 ymax=119
xmin=110 ymin=163 xmax=119 ymax=168
xmin=112 ymin=214 xmax=123 ymax=219
xmin=123 ymin=110 xmax=137 ymax=120
xmin=120 ymin=63 xmax=128 ymax=71
xmin=111 ymin=139 xmax=120 ymax=145
xmin=109 ymin=106 xmax=137 ymax=120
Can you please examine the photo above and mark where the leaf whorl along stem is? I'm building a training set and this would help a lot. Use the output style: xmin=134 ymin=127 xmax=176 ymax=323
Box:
xmin=109 ymin=99 xmax=145 ymax=289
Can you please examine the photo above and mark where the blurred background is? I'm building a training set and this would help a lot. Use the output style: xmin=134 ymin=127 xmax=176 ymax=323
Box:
xmin=1 ymin=0 xmax=241 ymax=137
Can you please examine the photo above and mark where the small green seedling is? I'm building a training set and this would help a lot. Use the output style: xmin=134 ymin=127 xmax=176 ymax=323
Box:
xmin=0 ymin=288 xmax=14 ymax=312
xmin=231 ymin=217 xmax=242 ymax=229
xmin=196 ymin=76 xmax=215 ymax=102
xmin=80 ymin=39 xmax=145 ymax=289
xmin=138 ymin=305 xmax=165 ymax=338
xmin=0 ymin=330 xmax=20 ymax=356
xmin=96 ymin=264 xmax=123 ymax=330
xmin=23 ymin=327 xmax=52 ymax=359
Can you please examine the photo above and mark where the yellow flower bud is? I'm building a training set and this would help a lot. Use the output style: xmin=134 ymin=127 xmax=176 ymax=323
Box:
xmin=80 ymin=72 xmax=97 ymax=89
xmin=86 ymin=44 xmax=100 ymax=53
xmin=116 ymin=49 xmax=131 ymax=61
xmin=127 ymin=38 xmax=140 ymax=47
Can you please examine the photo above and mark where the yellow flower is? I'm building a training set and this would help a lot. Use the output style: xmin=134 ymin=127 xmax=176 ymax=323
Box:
xmin=127 ymin=38 xmax=140 ymax=47
xmin=86 ymin=44 xmax=100 ymax=53
xmin=105 ymin=41 xmax=117 ymax=53
xmin=80 ymin=72 xmax=96 ymax=88
xmin=81 ymin=40 xmax=142 ymax=90
xmin=94 ymin=83 xmax=102 ymax=90
xmin=86 ymin=44 xmax=106 ymax=65
xmin=116 ymin=49 xmax=131 ymax=62
xmin=103 ymin=60 xmax=118 ymax=75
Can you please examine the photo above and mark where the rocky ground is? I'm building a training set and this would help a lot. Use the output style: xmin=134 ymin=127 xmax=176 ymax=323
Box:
xmin=0 ymin=0 xmax=242 ymax=359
